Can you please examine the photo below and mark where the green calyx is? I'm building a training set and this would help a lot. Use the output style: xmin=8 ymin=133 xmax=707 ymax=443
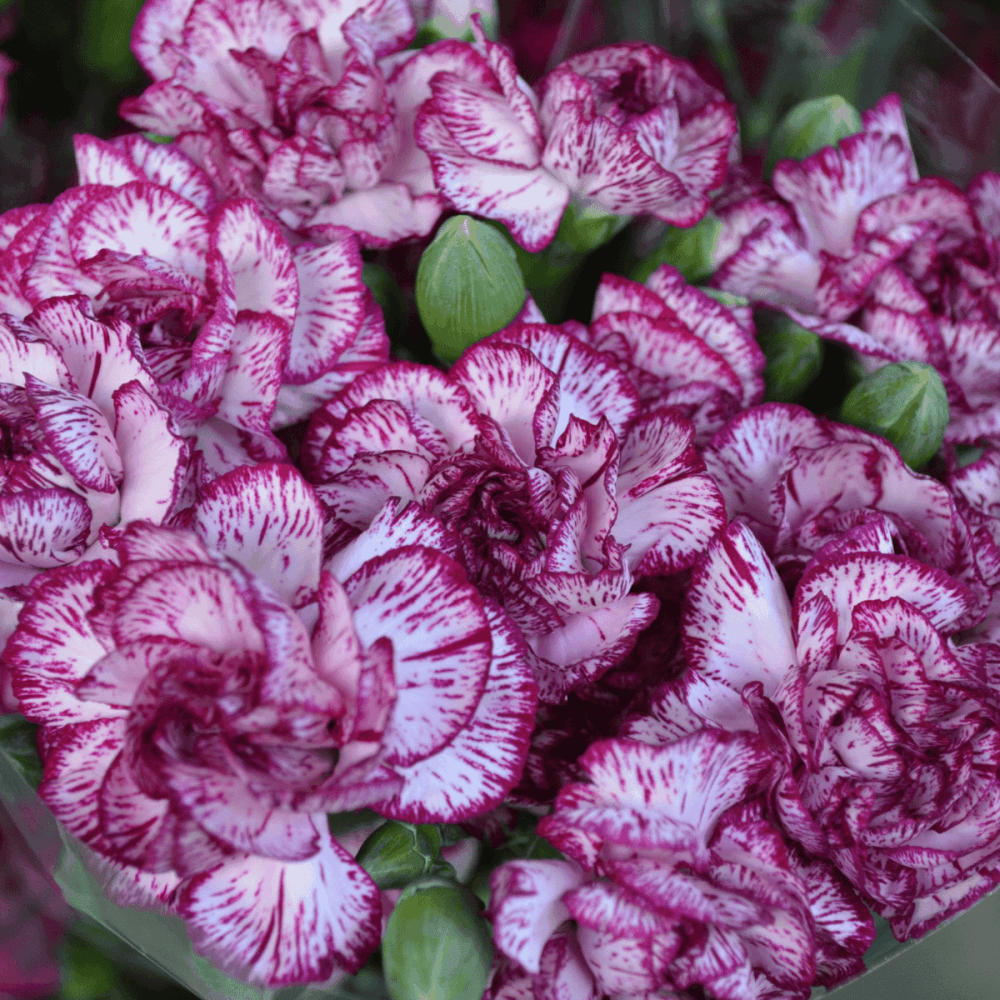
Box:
xmin=416 ymin=215 xmax=526 ymax=364
xmin=356 ymin=821 xmax=455 ymax=890
xmin=839 ymin=360 xmax=949 ymax=470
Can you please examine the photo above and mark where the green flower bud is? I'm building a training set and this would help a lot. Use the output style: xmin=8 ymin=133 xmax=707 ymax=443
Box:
xmin=362 ymin=262 xmax=408 ymax=346
xmin=840 ymin=361 xmax=949 ymax=470
xmin=756 ymin=311 xmax=824 ymax=402
xmin=0 ymin=713 xmax=43 ymax=789
xmin=766 ymin=95 xmax=863 ymax=176
xmin=630 ymin=213 xmax=722 ymax=286
xmin=416 ymin=215 xmax=526 ymax=364
xmin=382 ymin=878 xmax=493 ymax=1000
xmin=356 ymin=821 xmax=446 ymax=890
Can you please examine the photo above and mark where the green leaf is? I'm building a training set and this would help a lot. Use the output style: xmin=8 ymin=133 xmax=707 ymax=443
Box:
xmin=839 ymin=361 xmax=949 ymax=470
xmin=756 ymin=310 xmax=824 ymax=402
xmin=0 ymin=712 xmax=43 ymax=789
xmin=416 ymin=215 xmax=526 ymax=364
xmin=382 ymin=878 xmax=492 ymax=1000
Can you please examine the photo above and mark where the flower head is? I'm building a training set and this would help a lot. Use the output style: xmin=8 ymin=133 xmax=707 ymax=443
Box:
xmin=122 ymin=0 xmax=480 ymax=246
xmin=489 ymin=731 xmax=873 ymax=1000
xmin=304 ymin=323 xmax=726 ymax=699
xmin=630 ymin=519 xmax=1000 ymax=939
xmin=3 ymin=463 xmax=536 ymax=985
xmin=416 ymin=25 xmax=737 ymax=251
xmin=3 ymin=135 xmax=387 ymax=473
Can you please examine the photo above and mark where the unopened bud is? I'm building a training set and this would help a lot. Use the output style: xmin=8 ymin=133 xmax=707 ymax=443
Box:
xmin=840 ymin=361 xmax=949 ymax=470
xmin=767 ymin=95 xmax=863 ymax=175
xmin=356 ymin=821 xmax=446 ymax=890
xmin=416 ymin=215 xmax=525 ymax=364
xmin=382 ymin=877 xmax=493 ymax=1000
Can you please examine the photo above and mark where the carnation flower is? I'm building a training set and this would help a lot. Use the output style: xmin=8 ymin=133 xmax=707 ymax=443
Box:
xmin=304 ymin=323 xmax=726 ymax=700
xmin=628 ymin=519 xmax=1000 ymax=939
xmin=0 ymin=297 xmax=191 ymax=655
xmin=121 ymin=0 xmax=486 ymax=246
xmin=488 ymin=731 xmax=873 ymax=1000
xmin=3 ymin=463 xmax=536 ymax=985
xmin=702 ymin=403 xmax=985 ymax=598
xmin=416 ymin=23 xmax=737 ymax=251
xmin=5 ymin=134 xmax=386 ymax=473
xmin=581 ymin=264 xmax=765 ymax=443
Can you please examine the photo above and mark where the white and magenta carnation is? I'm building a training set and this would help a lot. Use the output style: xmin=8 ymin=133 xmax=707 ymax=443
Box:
xmin=121 ymin=0 xmax=485 ymax=246
xmin=488 ymin=731 xmax=873 ymax=1000
xmin=629 ymin=519 xmax=1000 ymax=939
xmin=304 ymin=322 xmax=726 ymax=700
xmin=0 ymin=297 xmax=191 ymax=654
xmin=582 ymin=264 xmax=765 ymax=443
xmin=2 ymin=134 xmax=387 ymax=474
xmin=702 ymin=403 xmax=986 ymax=596
xmin=416 ymin=24 xmax=738 ymax=251
xmin=2 ymin=463 xmax=536 ymax=985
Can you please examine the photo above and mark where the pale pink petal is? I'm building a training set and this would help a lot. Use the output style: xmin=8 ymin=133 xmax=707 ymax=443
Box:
xmin=68 ymin=181 xmax=210 ymax=280
xmin=451 ymin=341 xmax=558 ymax=465
xmin=307 ymin=184 xmax=443 ymax=249
xmin=115 ymin=133 xmax=218 ymax=212
xmin=0 ymin=489 xmax=91 ymax=573
xmin=683 ymin=521 xmax=796 ymax=704
xmin=211 ymin=198 xmax=298 ymax=321
xmin=286 ymin=234 xmax=367 ymax=383
xmin=415 ymin=109 xmax=568 ymax=253
xmin=795 ymin=552 xmax=977 ymax=644
xmin=25 ymin=375 xmax=122 ymax=493
xmin=39 ymin=717 xmax=125 ymax=848
xmin=6 ymin=561 xmax=119 ymax=724
xmin=112 ymin=381 xmax=191 ymax=525
xmin=73 ymin=134 xmax=146 ymax=187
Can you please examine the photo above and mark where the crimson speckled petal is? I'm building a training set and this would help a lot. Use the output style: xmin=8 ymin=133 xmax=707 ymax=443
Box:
xmin=178 ymin=832 xmax=381 ymax=987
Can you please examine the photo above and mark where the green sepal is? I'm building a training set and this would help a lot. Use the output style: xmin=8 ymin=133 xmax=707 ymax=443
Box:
xmin=766 ymin=95 xmax=863 ymax=176
xmin=416 ymin=215 xmax=526 ymax=364
xmin=756 ymin=310 xmax=824 ymax=402
xmin=382 ymin=877 xmax=493 ymax=1000
xmin=839 ymin=360 xmax=950 ymax=470
xmin=356 ymin=821 xmax=455 ymax=890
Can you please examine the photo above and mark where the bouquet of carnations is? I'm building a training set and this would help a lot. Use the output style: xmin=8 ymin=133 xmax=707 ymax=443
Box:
xmin=2 ymin=1 xmax=1000 ymax=998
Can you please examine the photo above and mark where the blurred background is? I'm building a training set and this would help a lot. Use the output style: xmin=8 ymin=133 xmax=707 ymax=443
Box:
xmin=3 ymin=0 xmax=1000 ymax=998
